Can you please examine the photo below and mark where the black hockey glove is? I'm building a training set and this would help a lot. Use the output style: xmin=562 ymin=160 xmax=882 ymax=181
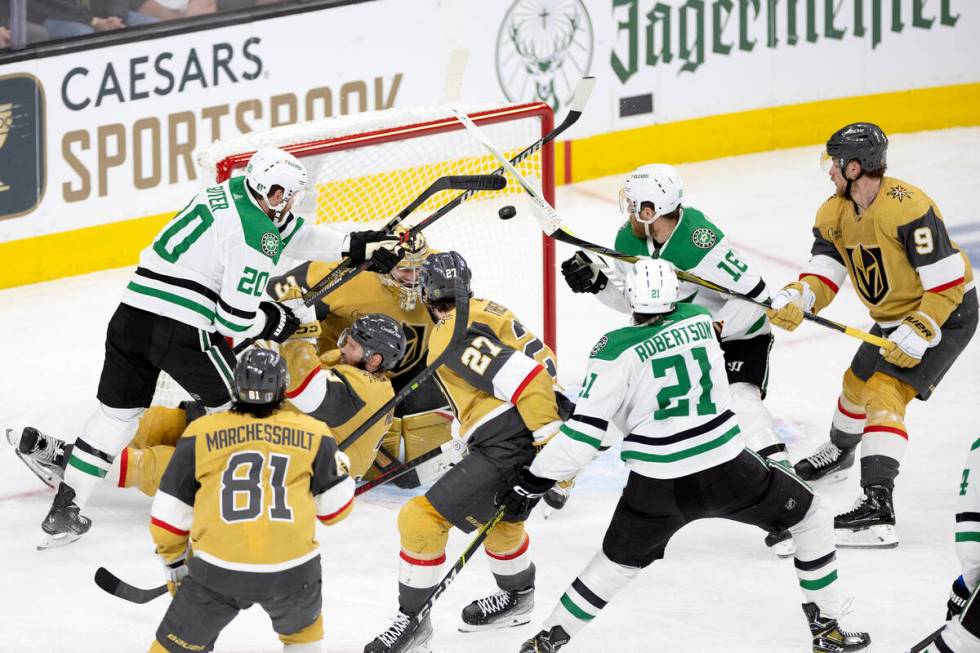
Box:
xmin=948 ymin=575 xmax=971 ymax=619
xmin=345 ymin=230 xmax=405 ymax=274
xmin=561 ymin=251 xmax=608 ymax=294
xmin=498 ymin=466 xmax=555 ymax=518
xmin=257 ymin=300 xmax=301 ymax=343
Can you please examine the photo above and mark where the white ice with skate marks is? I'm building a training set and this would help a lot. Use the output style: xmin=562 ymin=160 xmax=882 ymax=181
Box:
xmin=2 ymin=128 xmax=979 ymax=652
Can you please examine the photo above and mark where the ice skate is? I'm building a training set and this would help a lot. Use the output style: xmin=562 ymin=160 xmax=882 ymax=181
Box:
xmin=794 ymin=441 xmax=854 ymax=483
xmin=38 ymin=482 xmax=91 ymax=550
xmin=835 ymin=484 xmax=898 ymax=548
xmin=765 ymin=528 xmax=796 ymax=558
xmin=803 ymin=602 xmax=871 ymax=652
xmin=459 ymin=587 xmax=533 ymax=632
xmin=9 ymin=426 xmax=66 ymax=489
xmin=364 ymin=610 xmax=432 ymax=653
xmin=519 ymin=625 xmax=571 ymax=653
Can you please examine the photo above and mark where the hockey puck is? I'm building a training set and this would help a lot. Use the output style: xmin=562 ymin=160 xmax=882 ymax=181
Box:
xmin=498 ymin=205 xmax=517 ymax=220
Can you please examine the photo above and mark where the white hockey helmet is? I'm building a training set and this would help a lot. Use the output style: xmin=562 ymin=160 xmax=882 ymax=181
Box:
xmin=627 ymin=259 xmax=680 ymax=315
xmin=619 ymin=164 xmax=684 ymax=223
xmin=245 ymin=147 xmax=308 ymax=221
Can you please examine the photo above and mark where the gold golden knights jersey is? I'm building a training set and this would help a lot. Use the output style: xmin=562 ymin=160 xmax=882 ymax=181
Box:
xmin=428 ymin=298 xmax=561 ymax=444
xmin=149 ymin=408 xmax=354 ymax=595
xmin=281 ymin=341 xmax=395 ymax=479
xmin=270 ymin=261 xmax=433 ymax=382
xmin=800 ymin=176 xmax=974 ymax=328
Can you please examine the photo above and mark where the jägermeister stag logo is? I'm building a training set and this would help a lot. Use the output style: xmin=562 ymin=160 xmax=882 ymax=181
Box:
xmin=846 ymin=244 xmax=890 ymax=305
xmin=495 ymin=0 xmax=594 ymax=112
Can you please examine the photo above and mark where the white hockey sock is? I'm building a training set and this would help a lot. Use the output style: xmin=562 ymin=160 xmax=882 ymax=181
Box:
xmin=282 ymin=643 xmax=323 ymax=653
xmin=832 ymin=395 xmax=865 ymax=437
xmin=788 ymin=493 xmax=843 ymax=617
xmin=933 ymin=619 xmax=980 ymax=652
xmin=486 ymin=535 xmax=534 ymax=590
xmin=398 ymin=549 xmax=445 ymax=613
xmin=63 ymin=404 xmax=142 ymax=509
xmin=729 ymin=383 xmax=788 ymax=464
xmin=544 ymin=551 xmax=640 ymax=638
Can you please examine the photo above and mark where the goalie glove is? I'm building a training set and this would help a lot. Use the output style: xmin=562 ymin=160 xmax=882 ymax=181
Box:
xmin=561 ymin=251 xmax=608 ymax=294
xmin=882 ymin=311 xmax=941 ymax=369
xmin=257 ymin=300 xmax=301 ymax=343
xmin=948 ymin=575 xmax=971 ymax=620
xmin=766 ymin=281 xmax=815 ymax=332
xmin=344 ymin=230 xmax=405 ymax=274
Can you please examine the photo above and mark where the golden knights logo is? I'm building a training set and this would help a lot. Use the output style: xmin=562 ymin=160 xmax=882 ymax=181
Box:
xmin=887 ymin=185 xmax=913 ymax=202
xmin=845 ymin=244 xmax=890 ymax=305
xmin=392 ymin=323 xmax=427 ymax=378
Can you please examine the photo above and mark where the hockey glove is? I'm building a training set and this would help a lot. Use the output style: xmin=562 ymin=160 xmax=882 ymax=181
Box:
xmin=561 ymin=251 xmax=608 ymax=294
xmin=498 ymin=466 xmax=555 ymax=517
xmin=163 ymin=559 xmax=189 ymax=597
xmin=345 ymin=230 xmax=405 ymax=274
xmin=257 ymin=300 xmax=301 ymax=343
xmin=882 ymin=311 xmax=941 ymax=369
xmin=766 ymin=281 xmax=814 ymax=332
xmin=948 ymin=575 xmax=971 ymax=620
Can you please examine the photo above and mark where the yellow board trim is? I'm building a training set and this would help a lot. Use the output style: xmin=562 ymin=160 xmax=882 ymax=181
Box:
xmin=564 ymin=81 xmax=980 ymax=184
xmin=3 ymin=82 xmax=979 ymax=289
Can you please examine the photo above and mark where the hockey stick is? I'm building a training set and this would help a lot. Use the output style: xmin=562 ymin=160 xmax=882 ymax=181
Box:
xmin=909 ymin=627 xmax=944 ymax=652
xmin=355 ymin=438 xmax=467 ymax=496
xmin=94 ymin=567 xmax=167 ymax=604
xmin=405 ymin=505 xmax=507 ymax=632
xmin=338 ymin=264 xmax=471 ymax=454
xmin=450 ymin=106 xmax=893 ymax=351
xmin=232 ymin=175 xmax=500 ymax=355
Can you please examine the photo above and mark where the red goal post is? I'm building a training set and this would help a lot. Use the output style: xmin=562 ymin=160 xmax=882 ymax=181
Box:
xmin=198 ymin=102 xmax=557 ymax=351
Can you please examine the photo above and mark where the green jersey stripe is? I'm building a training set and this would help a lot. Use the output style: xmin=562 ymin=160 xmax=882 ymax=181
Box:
xmin=956 ymin=532 xmax=980 ymax=543
xmin=559 ymin=593 xmax=595 ymax=621
xmin=215 ymin=314 xmax=250 ymax=333
xmin=127 ymin=282 xmax=216 ymax=321
xmin=560 ymin=424 xmax=602 ymax=450
xmin=68 ymin=454 xmax=108 ymax=478
xmin=799 ymin=570 xmax=838 ymax=591
xmin=621 ymin=425 xmax=741 ymax=464
xmin=971 ymin=437 xmax=980 ymax=451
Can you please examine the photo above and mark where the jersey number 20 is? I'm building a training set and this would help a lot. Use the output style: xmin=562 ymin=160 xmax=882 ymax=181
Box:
xmin=220 ymin=451 xmax=294 ymax=523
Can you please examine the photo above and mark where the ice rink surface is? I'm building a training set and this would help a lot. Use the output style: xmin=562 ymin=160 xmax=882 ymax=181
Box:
xmin=2 ymin=127 xmax=979 ymax=652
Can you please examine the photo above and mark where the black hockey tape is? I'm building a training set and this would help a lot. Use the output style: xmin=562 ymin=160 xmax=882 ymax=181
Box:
xmin=448 ymin=175 xmax=507 ymax=191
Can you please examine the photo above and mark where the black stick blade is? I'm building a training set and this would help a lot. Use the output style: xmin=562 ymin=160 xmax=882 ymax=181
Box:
xmin=447 ymin=175 xmax=507 ymax=191
xmin=94 ymin=567 xmax=168 ymax=604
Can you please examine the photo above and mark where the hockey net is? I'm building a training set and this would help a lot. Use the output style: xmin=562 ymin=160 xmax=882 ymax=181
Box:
xmin=152 ymin=102 xmax=556 ymax=407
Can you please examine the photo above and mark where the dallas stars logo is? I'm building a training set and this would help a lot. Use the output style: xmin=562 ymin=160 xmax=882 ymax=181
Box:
xmin=692 ymin=227 xmax=717 ymax=250
xmin=261 ymin=232 xmax=280 ymax=257
xmin=888 ymin=185 xmax=912 ymax=202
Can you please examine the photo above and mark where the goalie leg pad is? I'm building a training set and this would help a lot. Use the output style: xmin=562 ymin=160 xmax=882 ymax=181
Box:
xmin=403 ymin=410 xmax=453 ymax=461
xmin=65 ymin=403 xmax=143 ymax=509
xmin=132 ymin=406 xmax=187 ymax=448
xmin=361 ymin=418 xmax=403 ymax=482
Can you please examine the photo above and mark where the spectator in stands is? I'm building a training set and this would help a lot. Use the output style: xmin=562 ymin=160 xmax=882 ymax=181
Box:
xmin=0 ymin=2 xmax=51 ymax=47
xmin=29 ymin=0 xmax=158 ymax=40
xmin=130 ymin=0 xmax=216 ymax=21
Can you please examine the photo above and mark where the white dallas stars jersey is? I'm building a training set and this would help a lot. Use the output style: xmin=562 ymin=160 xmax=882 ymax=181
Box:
xmin=121 ymin=176 xmax=345 ymax=338
xmin=598 ymin=207 xmax=770 ymax=341
xmin=530 ymin=303 xmax=745 ymax=481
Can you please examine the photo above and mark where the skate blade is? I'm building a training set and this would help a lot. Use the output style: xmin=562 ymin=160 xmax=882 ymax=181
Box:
xmin=805 ymin=468 xmax=851 ymax=484
xmin=37 ymin=531 xmax=83 ymax=550
xmin=771 ymin=539 xmax=796 ymax=558
xmin=4 ymin=427 xmax=17 ymax=446
xmin=458 ymin=614 xmax=532 ymax=633
xmin=835 ymin=524 xmax=898 ymax=549
xmin=14 ymin=449 xmax=61 ymax=489
xmin=543 ymin=505 xmax=553 ymax=520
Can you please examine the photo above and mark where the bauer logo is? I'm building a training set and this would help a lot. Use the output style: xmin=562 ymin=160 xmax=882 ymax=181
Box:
xmin=0 ymin=74 xmax=45 ymax=220
xmin=495 ymin=0 xmax=594 ymax=112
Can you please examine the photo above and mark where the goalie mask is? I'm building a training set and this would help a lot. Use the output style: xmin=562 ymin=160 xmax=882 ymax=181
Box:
xmin=619 ymin=164 xmax=684 ymax=234
xmin=245 ymin=147 xmax=308 ymax=225
xmin=380 ymin=227 xmax=429 ymax=311
xmin=234 ymin=347 xmax=289 ymax=404
xmin=338 ymin=313 xmax=408 ymax=372
xmin=627 ymin=259 xmax=680 ymax=316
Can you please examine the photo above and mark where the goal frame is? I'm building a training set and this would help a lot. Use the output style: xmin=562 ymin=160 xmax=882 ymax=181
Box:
xmin=211 ymin=102 xmax=557 ymax=351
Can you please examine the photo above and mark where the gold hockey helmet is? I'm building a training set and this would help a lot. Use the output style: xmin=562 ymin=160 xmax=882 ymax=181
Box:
xmin=381 ymin=226 xmax=430 ymax=311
